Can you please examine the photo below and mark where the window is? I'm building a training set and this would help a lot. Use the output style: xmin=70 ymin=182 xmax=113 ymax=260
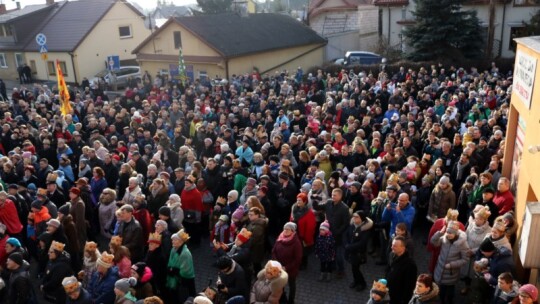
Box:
xmin=47 ymin=61 xmax=68 ymax=77
xmin=514 ymin=0 xmax=540 ymax=5
xmin=0 ymin=25 xmax=12 ymax=37
xmin=0 ymin=53 xmax=7 ymax=68
xmin=510 ymin=26 xmax=528 ymax=51
xmin=199 ymin=70 xmax=207 ymax=80
xmin=14 ymin=53 xmax=24 ymax=68
xmin=174 ymin=31 xmax=182 ymax=49
xmin=118 ymin=25 xmax=132 ymax=38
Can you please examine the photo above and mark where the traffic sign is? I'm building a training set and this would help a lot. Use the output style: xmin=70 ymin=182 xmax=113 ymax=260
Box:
xmin=39 ymin=45 xmax=48 ymax=53
xmin=36 ymin=33 xmax=47 ymax=46
xmin=107 ymin=55 xmax=120 ymax=71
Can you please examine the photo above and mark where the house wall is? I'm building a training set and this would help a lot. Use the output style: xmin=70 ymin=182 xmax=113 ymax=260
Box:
xmin=25 ymin=52 xmax=74 ymax=83
xmin=228 ymin=44 xmax=325 ymax=76
xmin=503 ymin=37 xmax=540 ymax=282
xmin=379 ymin=3 xmax=538 ymax=58
xmin=358 ymin=6 xmax=379 ymax=52
xmin=139 ymin=60 xmax=223 ymax=82
xmin=310 ymin=12 xmax=359 ymax=35
xmin=74 ymin=2 xmax=150 ymax=83
xmin=0 ymin=51 xmax=23 ymax=80
xmin=325 ymin=32 xmax=360 ymax=61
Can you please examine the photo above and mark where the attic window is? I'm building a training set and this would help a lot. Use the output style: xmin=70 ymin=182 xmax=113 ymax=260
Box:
xmin=119 ymin=25 xmax=132 ymax=39
xmin=174 ymin=31 xmax=182 ymax=49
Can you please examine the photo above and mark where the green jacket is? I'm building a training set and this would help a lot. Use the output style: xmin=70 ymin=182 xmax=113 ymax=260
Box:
xmin=166 ymin=244 xmax=195 ymax=289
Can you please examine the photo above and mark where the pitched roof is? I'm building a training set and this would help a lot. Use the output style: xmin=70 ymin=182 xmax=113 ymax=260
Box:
xmin=172 ymin=13 xmax=326 ymax=58
xmin=153 ymin=4 xmax=191 ymax=18
xmin=309 ymin=0 xmax=371 ymax=18
xmin=0 ymin=4 xmax=49 ymax=22
xmin=23 ymin=0 xmax=144 ymax=52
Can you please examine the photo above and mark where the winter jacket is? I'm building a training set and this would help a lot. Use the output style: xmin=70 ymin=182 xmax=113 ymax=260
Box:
xmin=428 ymin=184 xmax=456 ymax=219
xmin=462 ymin=217 xmax=491 ymax=278
xmin=382 ymin=202 xmax=416 ymax=237
xmin=324 ymin=200 xmax=350 ymax=245
xmin=385 ymin=251 xmax=417 ymax=304
xmin=491 ymin=280 xmax=519 ymax=304
xmin=6 ymin=261 xmax=33 ymax=304
xmin=66 ymin=287 xmax=93 ymax=304
xmin=250 ymin=268 xmax=288 ymax=304
xmin=98 ymin=200 xmax=117 ymax=238
xmin=147 ymin=188 xmax=169 ymax=218
xmin=88 ymin=266 xmax=120 ymax=304
xmin=118 ymin=217 xmax=144 ymax=262
xmin=0 ymin=199 xmax=23 ymax=234
xmin=408 ymin=282 xmax=440 ymax=304
xmin=431 ymin=230 xmax=469 ymax=285
xmin=166 ymin=244 xmax=195 ymax=290
xmin=272 ymin=233 xmax=303 ymax=278
xmin=116 ymin=256 xmax=132 ymax=278
xmin=482 ymin=247 xmax=515 ymax=286
xmin=290 ymin=204 xmax=316 ymax=246
xmin=426 ymin=219 xmax=465 ymax=274
xmin=345 ymin=218 xmax=373 ymax=262
xmin=42 ymin=252 xmax=74 ymax=303
xmin=247 ymin=216 xmax=268 ymax=264
xmin=134 ymin=267 xmax=154 ymax=299
xmin=219 ymin=260 xmax=249 ymax=300
xmin=70 ymin=197 xmax=87 ymax=249
xmin=180 ymin=186 xmax=203 ymax=223
xmin=315 ymin=233 xmax=336 ymax=262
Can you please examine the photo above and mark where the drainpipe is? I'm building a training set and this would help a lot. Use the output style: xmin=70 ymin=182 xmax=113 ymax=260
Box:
xmin=387 ymin=5 xmax=391 ymax=45
xmin=225 ymin=59 xmax=229 ymax=80
xmin=69 ymin=52 xmax=78 ymax=85
xmin=498 ymin=1 xmax=507 ymax=58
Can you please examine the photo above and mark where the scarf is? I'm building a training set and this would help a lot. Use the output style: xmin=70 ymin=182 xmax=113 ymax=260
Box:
xmin=184 ymin=183 xmax=196 ymax=191
xmin=151 ymin=185 xmax=163 ymax=198
xmin=292 ymin=204 xmax=308 ymax=222
xmin=455 ymin=160 xmax=469 ymax=181
xmin=277 ymin=231 xmax=295 ymax=243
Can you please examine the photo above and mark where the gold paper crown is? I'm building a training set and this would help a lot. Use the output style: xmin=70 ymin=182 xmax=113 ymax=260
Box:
xmin=238 ymin=228 xmax=252 ymax=240
xmin=148 ymin=232 xmax=162 ymax=244
xmin=62 ymin=276 xmax=80 ymax=293
xmin=47 ymin=172 xmax=58 ymax=182
xmin=372 ymin=280 xmax=389 ymax=293
xmin=50 ymin=240 xmax=65 ymax=252
xmin=85 ymin=241 xmax=98 ymax=252
xmin=172 ymin=229 xmax=190 ymax=242
xmin=37 ymin=188 xmax=48 ymax=196
xmin=110 ymin=235 xmax=123 ymax=247
xmin=100 ymin=251 xmax=114 ymax=265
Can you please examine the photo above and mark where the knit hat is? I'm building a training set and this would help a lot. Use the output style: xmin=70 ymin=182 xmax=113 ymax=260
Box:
xmin=155 ymin=219 xmax=168 ymax=231
xmin=8 ymin=252 xmax=23 ymax=266
xmin=479 ymin=238 xmax=496 ymax=252
xmin=439 ymin=176 xmax=450 ymax=185
xmin=171 ymin=229 xmax=190 ymax=242
xmin=58 ymin=202 xmax=71 ymax=216
xmin=446 ymin=221 xmax=459 ymax=235
xmin=97 ymin=251 xmax=114 ymax=269
xmin=215 ymin=255 xmax=233 ymax=270
xmin=62 ymin=276 xmax=81 ymax=294
xmin=519 ymin=284 xmax=539 ymax=301
xmin=50 ymin=240 xmax=65 ymax=253
xmin=47 ymin=219 xmax=61 ymax=229
xmin=158 ymin=206 xmax=171 ymax=217
xmin=301 ymin=183 xmax=311 ymax=193
xmin=148 ymin=232 xmax=162 ymax=245
xmin=219 ymin=214 xmax=229 ymax=222
xmin=284 ymin=222 xmax=297 ymax=232
xmin=320 ymin=220 xmax=330 ymax=231
xmin=473 ymin=205 xmax=491 ymax=221
xmin=231 ymin=205 xmax=245 ymax=221
xmin=193 ymin=296 xmax=213 ymax=304
xmin=296 ymin=193 xmax=308 ymax=204
xmin=168 ymin=194 xmax=181 ymax=204
xmin=228 ymin=190 xmax=239 ymax=202
xmin=246 ymin=177 xmax=257 ymax=186
xmin=371 ymin=279 xmax=389 ymax=298
xmin=131 ymin=262 xmax=147 ymax=278
xmin=31 ymin=200 xmax=43 ymax=210
xmin=114 ymin=277 xmax=137 ymax=294
xmin=7 ymin=237 xmax=21 ymax=248
xmin=278 ymin=172 xmax=289 ymax=180
xmin=236 ymin=228 xmax=252 ymax=243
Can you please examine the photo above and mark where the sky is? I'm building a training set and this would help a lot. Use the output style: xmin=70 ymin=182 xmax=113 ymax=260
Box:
xmin=2 ymin=0 xmax=198 ymax=11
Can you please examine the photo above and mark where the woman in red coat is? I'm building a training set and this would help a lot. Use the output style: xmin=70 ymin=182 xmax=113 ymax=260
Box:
xmin=272 ymin=222 xmax=303 ymax=304
xmin=290 ymin=193 xmax=316 ymax=270
xmin=180 ymin=175 xmax=203 ymax=245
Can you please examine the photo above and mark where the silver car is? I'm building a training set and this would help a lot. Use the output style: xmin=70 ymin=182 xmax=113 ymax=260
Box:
xmin=90 ymin=66 xmax=141 ymax=89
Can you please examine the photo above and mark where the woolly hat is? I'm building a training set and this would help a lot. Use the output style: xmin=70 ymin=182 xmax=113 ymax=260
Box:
xmin=350 ymin=181 xmax=362 ymax=190
xmin=58 ymin=202 xmax=71 ymax=216
xmin=8 ymin=252 xmax=23 ymax=266
xmin=278 ymin=172 xmax=289 ymax=181
xmin=479 ymin=238 xmax=496 ymax=252
xmin=47 ymin=219 xmax=61 ymax=229
xmin=301 ymin=183 xmax=311 ymax=193
xmin=519 ymin=284 xmax=538 ymax=301
xmin=115 ymin=277 xmax=137 ymax=294
xmin=158 ymin=206 xmax=171 ymax=217
xmin=155 ymin=220 xmax=168 ymax=231
xmin=97 ymin=251 xmax=114 ymax=269
xmin=228 ymin=190 xmax=239 ymax=202
xmin=284 ymin=222 xmax=297 ymax=232
xmin=439 ymin=176 xmax=450 ymax=185
xmin=296 ymin=193 xmax=308 ymax=204
xmin=148 ymin=232 xmax=162 ymax=245
xmin=246 ymin=177 xmax=257 ymax=186
xmin=231 ymin=205 xmax=245 ymax=221
xmin=320 ymin=220 xmax=330 ymax=232
xmin=219 ymin=214 xmax=229 ymax=222
xmin=168 ymin=194 xmax=181 ymax=204
xmin=62 ymin=276 xmax=81 ymax=294
xmin=193 ymin=296 xmax=213 ymax=304
xmin=236 ymin=228 xmax=252 ymax=243
xmin=215 ymin=255 xmax=233 ymax=270
xmin=30 ymin=200 xmax=43 ymax=210
xmin=7 ymin=237 xmax=21 ymax=248
xmin=131 ymin=262 xmax=147 ymax=278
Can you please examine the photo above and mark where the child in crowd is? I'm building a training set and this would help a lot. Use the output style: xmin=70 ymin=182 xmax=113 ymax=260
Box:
xmin=314 ymin=221 xmax=335 ymax=282
xmin=367 ymin=279 xmax=390 ymax=304
xmin=211 ymin=214 xmax=230 ymax=248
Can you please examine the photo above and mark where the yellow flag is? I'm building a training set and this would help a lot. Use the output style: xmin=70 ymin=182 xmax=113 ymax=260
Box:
xmin=56 ymin=60 xmax=71 ymax=115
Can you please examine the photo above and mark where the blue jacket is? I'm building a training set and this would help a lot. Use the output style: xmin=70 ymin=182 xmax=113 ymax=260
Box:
xmin=382 ymin=202 xmax=415 ymax=237
xmin=486 ymin=247 xmax=515 ymax=286
xmin=88 ymin=266 xmax=119 ymax=304
xmin=235 ymin=146 xmax=254 ymax=164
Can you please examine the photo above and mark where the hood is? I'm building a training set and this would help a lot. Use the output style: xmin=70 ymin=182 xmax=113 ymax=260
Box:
xmin=140 ymin=266 xmax=153 ymax=284
xmin=415 ymin=282 xmax=440 ymax=302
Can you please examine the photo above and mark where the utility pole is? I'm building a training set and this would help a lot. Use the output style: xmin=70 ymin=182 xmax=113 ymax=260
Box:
xmin=486 ymin=0 xmax=496 ymax=59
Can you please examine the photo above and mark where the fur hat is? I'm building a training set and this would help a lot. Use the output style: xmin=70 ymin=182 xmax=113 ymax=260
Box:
xmin=148 ymin=232 xmax=162 ymax=245
xmin=110 ymin=235 xmax=123 ymax=247
xmin=236 ymin=228 xmax=252 ymax=243
xmin=97 ymin=251 xmax=114 ymax=269
xmin=50 ymin=240 xmax=65 ymax=252
xmin=371 ymin=279 xmax=389 ymax=298
xmin=114 ymin=277 xmax=137 ymax=294
xmin=62 ymin=276 xmax=81 ymax=294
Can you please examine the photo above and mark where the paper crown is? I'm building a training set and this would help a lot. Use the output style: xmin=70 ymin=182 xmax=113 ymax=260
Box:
xmin=110 ymin=235 xmax=123 ymax=247
xmin=37 ymin=188 xmax=48 ymax=197
xmin=50 ymin=240 xmax=65 ymax=252
xmin=84 ymin=241 xmax=98 ymax=252
xmin=172 ymin=229 xmax=190 ymax=242
xmin=493 ymin=217 xmax=507 ymax=232
xmin=473 ymin=205 xmax=491 ymax=221
xmin=372 ymin=279 xmax=389 ymax=293
xmin=62 ymin=276 xmax=81 ymax=293
xmin=148 ymin=232 xmax=162 ymax=244
xmin=237 ymin=228 xmax=252 ymax=243
xmin=97 ymin=251 xmax=114 ymax=268
xmin=445 ymin=209 xmax=459 ymax=221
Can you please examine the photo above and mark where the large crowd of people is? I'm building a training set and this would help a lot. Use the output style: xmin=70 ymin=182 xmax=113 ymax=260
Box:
xmin=0 ymin=62 xmax=536 ymax=304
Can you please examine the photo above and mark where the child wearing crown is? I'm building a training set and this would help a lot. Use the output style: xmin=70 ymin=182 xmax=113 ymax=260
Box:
xmin=367 ymin=279 xmax=390 ymax=304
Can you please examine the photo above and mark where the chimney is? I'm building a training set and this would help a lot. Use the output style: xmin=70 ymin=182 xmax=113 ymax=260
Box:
xmin=0 ymin=4 xmax=6 ymax=14
xmin=46 ymin=0 xmax=55 ymax=5
xmin=15 ymin=2 xmax=21 ymax=10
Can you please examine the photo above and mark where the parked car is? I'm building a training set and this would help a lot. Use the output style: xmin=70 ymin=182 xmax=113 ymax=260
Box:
xmin=90 ymin=66 xmax=141 ymax=89
xmin=336 ymin=51 xmax=386 ymax=66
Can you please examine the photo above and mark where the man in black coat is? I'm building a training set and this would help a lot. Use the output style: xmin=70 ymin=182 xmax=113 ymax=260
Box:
xmin=215 ymin=256 xmax=249 ymax=302
xmin=385 ymin=236 xmax=417 ymax=304
xmin=117 ymin=204 xmax=144 ymax=262
xmin=325 ymin=188 xmax=351 ymax=277
xmin=5 ymin=253 xmax=34 ymax=304
xmin=203 ymin=158 xmax=222 ymax=199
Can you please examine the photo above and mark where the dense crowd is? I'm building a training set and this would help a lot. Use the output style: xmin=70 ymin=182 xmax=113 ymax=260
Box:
xmin=0 ymin=62 xmax=536 ymax=304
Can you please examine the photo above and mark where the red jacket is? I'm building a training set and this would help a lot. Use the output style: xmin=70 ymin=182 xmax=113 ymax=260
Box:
xmin=493 ymin=190 xmax=514 ymax=215
xmin=0 ymin=199 xmax=23 ymax=234
xmin=290 ymin=208 xmax=316 ymax=247
xmin=133 ymin=208 xmax=153 ymax=243
xmin=272 ymin=233 xmax=303 ymax=278
xmin=181 ymin=187 xmax=203 ymax=212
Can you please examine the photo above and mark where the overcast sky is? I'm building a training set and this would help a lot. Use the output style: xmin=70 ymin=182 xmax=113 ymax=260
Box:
xmin=3 ymin=0 xmax=198 ymax=11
